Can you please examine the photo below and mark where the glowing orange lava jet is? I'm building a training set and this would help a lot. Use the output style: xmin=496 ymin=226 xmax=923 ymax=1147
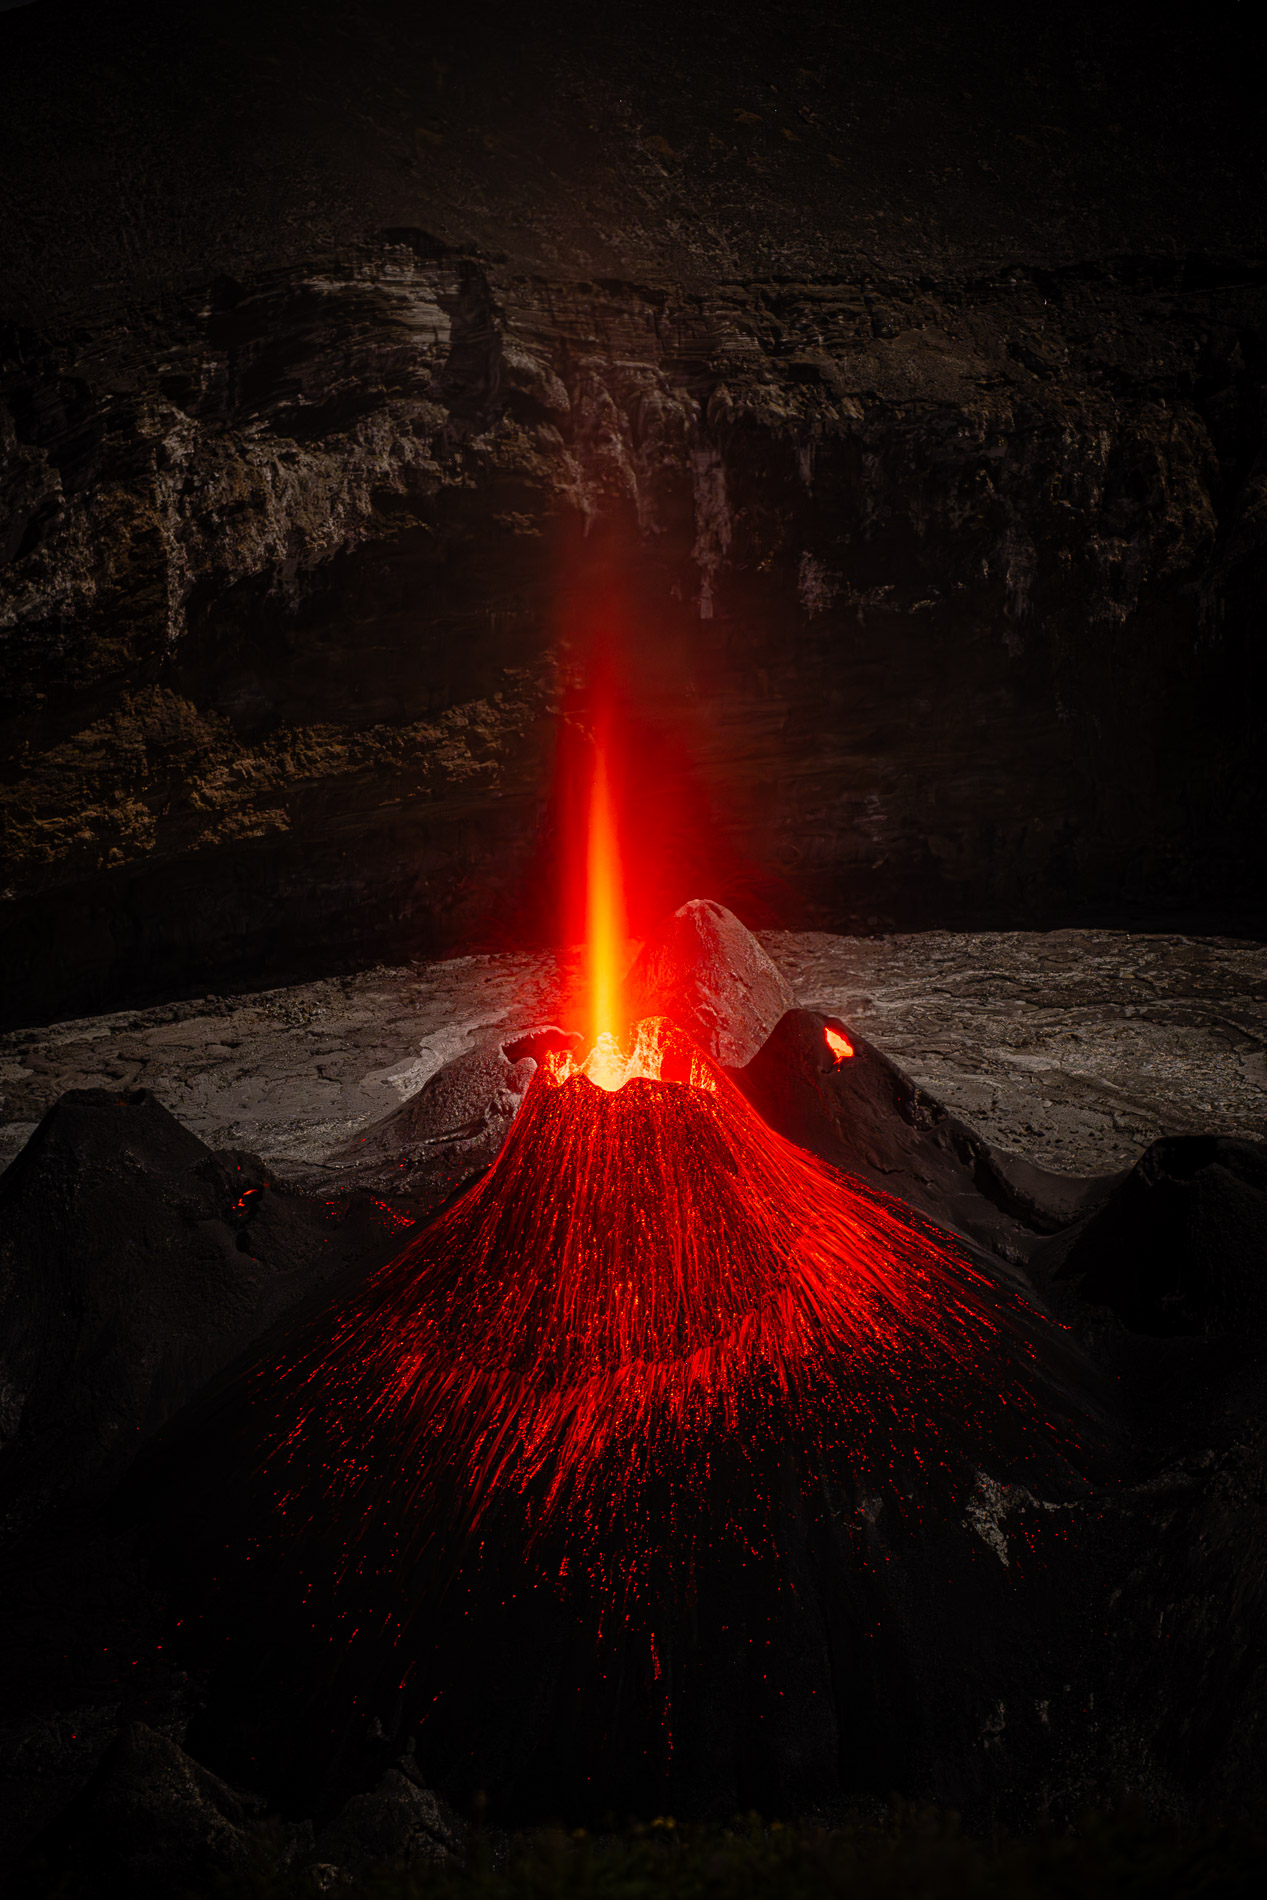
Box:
xmin=581 ymin=713 xmax=630 ymax=1090
xmin=570 ymin=699 xmax=713 ymax=1093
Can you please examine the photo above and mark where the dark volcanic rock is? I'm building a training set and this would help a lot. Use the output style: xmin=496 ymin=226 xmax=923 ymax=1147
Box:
xmin=313 ymin=1766 xmax=458 ymax=1875
xmin=624 ymin=898 xmax=793 ymax=1067
xmin=733 ymin=1006 xmax=1120 ymax=1260
xmin=1028 ymin=1138 xmax=1267 ymax=1809
xmin=0 ymin=1088 xmax=409 ymax=1869
xmin=1042 ymin=1135 xmax=1267 ymax=1336
xmin=0 ymin=1523 xmax=197 ymax=1866
xmin=0 ymin=1089 xmax=394 ymax=1537
xmin=23 ymin=1721 xmax=304 ymax=1898
xmin=317 ymin=1025 xmax=581 ymax=1211
xmin=1 ymin=2 xmax=1266 ymax=1023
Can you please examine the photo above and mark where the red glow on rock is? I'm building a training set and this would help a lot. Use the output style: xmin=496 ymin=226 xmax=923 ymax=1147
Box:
xmin=824 ymin=1026 xmax=854 ymax=1063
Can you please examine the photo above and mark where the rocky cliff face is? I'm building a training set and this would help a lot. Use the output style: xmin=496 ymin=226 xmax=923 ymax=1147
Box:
xmin=1 ymin=0 xmax=1265 ymax=1025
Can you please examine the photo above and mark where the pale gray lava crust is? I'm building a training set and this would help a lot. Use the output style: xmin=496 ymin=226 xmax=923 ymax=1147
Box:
xmin=2 ymin=928 xmax=1264 ymax=1182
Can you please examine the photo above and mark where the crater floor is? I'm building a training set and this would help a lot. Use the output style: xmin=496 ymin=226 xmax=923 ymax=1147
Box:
xmin=1 ymin=929 xmax=1264 ymax=1181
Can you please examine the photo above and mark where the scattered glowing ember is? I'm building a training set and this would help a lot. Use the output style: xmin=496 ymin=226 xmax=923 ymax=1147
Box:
xmin=250 ymin=1017 xmax=1089 ymax=1623
xmin=178 ymin=661 xmax=1098 ymax=1795
xmin=242 ymin=680 xmax=1088 ymax=1611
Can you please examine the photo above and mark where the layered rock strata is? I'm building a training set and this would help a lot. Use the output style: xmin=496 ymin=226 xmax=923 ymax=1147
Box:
xmin=1 ymin=0 xmax=1264 ymax=1022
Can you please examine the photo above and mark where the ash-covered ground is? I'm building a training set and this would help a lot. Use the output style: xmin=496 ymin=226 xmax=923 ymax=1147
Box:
xmin=3 ymin=929 xmax=1263 ymax=1180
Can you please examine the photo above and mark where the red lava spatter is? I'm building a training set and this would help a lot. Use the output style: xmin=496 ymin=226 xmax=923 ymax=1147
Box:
xmin=252 ymin=1017 xmax=1090 ymax=1654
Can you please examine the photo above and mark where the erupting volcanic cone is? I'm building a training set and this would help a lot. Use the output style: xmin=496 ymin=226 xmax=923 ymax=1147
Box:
xmin=153 ymin=1016 xmax=1102 ymax=1820
xmin=265 ymin=1016 xmax=1086 ymax=1568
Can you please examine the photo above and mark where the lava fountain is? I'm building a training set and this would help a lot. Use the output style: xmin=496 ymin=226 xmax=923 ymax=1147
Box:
xmin=583 ymin=699 xmax=628 ymax=1075
xmin=163 ymin=707 xmax=1102 ymax=1817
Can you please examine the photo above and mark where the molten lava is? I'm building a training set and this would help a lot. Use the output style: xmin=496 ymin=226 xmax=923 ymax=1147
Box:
xmin=825 ymin=1024 xmax=854 ymax=1063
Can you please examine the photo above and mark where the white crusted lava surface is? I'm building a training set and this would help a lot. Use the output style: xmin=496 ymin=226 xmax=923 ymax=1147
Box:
xmin=1 ymin=929 xmax=1264 ymax=1181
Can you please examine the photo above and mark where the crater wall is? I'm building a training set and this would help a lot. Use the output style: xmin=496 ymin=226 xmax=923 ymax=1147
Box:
xmin=2 ymin=0 xmax=1264 ymax=1024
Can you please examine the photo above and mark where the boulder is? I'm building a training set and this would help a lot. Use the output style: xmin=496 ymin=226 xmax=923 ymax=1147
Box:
xmin=23 ymin=1723 xmax=303 ymax=1897
xmin=623 ymin=899 xmax=792 ymax=1067
xmin=320 ymin=1026 xmax=580 ymax=1210
xmin=0 ymin=1090 xmax=398 ymax=1535
xmin=313 ymin=1766 xmax=458 ymax=1874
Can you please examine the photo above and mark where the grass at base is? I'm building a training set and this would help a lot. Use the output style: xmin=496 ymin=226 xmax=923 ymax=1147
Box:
xmin=203 ymin=1807 xmax=1267 ymax=1900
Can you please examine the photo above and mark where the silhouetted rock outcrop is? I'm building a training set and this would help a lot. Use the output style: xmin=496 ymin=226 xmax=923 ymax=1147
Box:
xmin=1042 ymin=1136 xmax=1267 ymax=1336
xmin=733 ymin=1007 xmax=1122 ymax=1261
xmin=0 ymin=1089 xmax=396 ymax=1537
xmin=24 ymin=1722 xmax=306 ymax=1899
